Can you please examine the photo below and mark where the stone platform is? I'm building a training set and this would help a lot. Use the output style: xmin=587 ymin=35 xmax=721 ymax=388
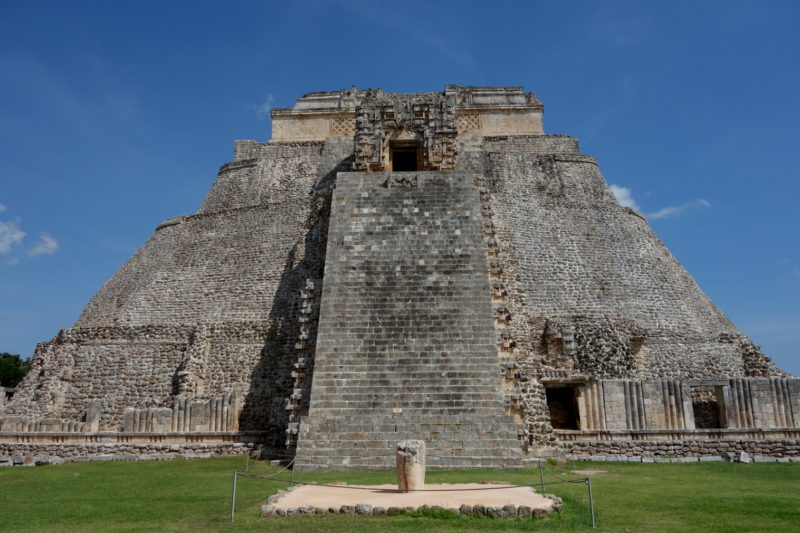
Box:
xmin=263 ymin=483 xmax=560 ymax=519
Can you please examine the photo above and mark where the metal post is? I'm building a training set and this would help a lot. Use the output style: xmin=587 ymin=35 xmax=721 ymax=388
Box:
xmin=230 ymin=470 xmax=238 ymax=523
xmin=539 ymin=460 xmax=545 ymax=492
xmin=586 ymin=477 xmax=596 ymax=528
xmin=290 ymin=462 xmax=295 ymax=484
xmin=246 ymin=453 xmax=250 ymax=472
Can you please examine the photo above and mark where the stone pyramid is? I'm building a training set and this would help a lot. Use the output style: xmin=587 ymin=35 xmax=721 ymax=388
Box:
xmin=2 ymin=86 xmax=796 ymax=468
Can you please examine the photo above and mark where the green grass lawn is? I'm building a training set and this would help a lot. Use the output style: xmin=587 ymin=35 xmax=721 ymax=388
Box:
xmin=1 ymin=457 xmax=798 ymax=532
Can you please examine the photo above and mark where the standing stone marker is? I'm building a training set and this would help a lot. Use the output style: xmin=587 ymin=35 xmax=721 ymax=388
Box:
xmin=396 ymin=440 xmax=426 ymax=491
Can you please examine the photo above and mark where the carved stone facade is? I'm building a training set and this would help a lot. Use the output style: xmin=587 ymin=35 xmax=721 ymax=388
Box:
xmin=1 ymin=86 xmax=797 ymax=467
xmin=353 ymin=90 xmax=457 ymax=171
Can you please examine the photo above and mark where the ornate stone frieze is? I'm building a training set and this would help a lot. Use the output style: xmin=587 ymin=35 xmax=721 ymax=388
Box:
xmin=354 ymin=91 xmax=457 ymax=171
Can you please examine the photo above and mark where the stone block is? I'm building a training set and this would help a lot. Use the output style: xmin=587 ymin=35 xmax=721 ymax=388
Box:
xmin=486 ymin=506 xmax=503 ymax=519
xmin=738 ymin=451 xmax=753 ymax=464
xmin=754 ymin=456 xmax=777 ymax=463
xmin=354 ymin=503 xmax=372 ymax=515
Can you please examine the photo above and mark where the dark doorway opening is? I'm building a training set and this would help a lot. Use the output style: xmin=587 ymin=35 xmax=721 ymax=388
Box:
xmin=391 ymin=142 xmax=419 ymax=171
xmin=691 ymin=386 xmax=724 ymax=429
xmin=546 ymin=386 xmax=580 ymax=430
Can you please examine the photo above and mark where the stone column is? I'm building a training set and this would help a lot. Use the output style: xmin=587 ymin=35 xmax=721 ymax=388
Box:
xmin=396 ymin=440 xmax=426 ymax=491
xmin=85 ymin=399 xmax=102 ymax=432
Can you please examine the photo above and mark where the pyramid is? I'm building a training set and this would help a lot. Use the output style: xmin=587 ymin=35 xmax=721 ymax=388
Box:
xmin=2 ymin=86 xmax=797 ymax=468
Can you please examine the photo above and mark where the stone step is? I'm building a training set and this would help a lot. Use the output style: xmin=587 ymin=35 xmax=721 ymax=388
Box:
xmin=300 ymin=414 xmax=515 ymax=425
xmin=306 ymin=408 xmax=510 ymax=419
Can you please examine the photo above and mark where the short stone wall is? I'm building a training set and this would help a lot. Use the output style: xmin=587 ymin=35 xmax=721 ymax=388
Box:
xmin=0 ymin=441 xmax=258 ymax=466
xmin=563 ymin=437 xmax=800 ymax=461
xmin=0 ymin=430 xmax=271 ymax=465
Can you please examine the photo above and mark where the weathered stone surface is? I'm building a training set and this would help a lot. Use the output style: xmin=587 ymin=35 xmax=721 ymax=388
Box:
xmin=486 ymin=506 xmax=503 ymax=519
xmin=354 ymin=503 xmax=373 ymax=515
xmin=396 ymin=440 xmax=426 ymax=492
xmin=1 ymin=85 xmax=794 ymax=468
xmin=501 ymin=504 xmax=517 ymax=519
xmin=738 ymin=451 xmax=753 ymax=464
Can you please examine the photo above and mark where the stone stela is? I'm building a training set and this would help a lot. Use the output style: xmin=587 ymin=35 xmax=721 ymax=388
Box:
xmin=1 ymin=85 xmax=798 ymax=468
xmin=396 ymin=440 xmax=426 ymax=491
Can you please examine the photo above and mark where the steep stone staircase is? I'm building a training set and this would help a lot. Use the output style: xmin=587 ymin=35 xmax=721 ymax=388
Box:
xmin=294 ymin=171 xmax=523 ymax=470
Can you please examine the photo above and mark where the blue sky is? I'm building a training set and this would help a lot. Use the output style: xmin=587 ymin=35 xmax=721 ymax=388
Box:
xmin=0 ymin=0 xmax=798 ymax=374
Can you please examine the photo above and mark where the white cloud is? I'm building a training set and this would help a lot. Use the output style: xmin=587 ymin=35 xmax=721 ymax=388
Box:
xmin=611 ymin=184 xmax=712 ymax=220
xmin=27 ymin=232 xmax=58 ymax=257
xmin=253 ymin=94 xmax=275 ymax=120
xmin=0 ymin=218 xmax=26 ymax=254
xmin=610 ymin=184 xmax=640 ymax=210
xmin=647 ymin=199 xmax=712 ymax=220
xmin=335 ymin=0 xmax=476 ymax=68
xmin=0 ymin=203 xmax=6 ymax=213
xmin=793 ymin=266 xmax=800 ymax=278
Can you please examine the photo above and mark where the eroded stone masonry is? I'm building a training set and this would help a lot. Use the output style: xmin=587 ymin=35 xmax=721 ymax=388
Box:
xmin=2 ymin=86 xmax=798 ymax=468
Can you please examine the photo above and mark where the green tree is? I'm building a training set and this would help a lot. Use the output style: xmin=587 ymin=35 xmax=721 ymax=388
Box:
xmin=0 ymin=352 xmax=30 ymax=388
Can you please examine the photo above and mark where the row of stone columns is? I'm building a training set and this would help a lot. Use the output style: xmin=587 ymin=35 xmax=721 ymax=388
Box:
xmin=573 ymin=378 xmax=800 ymax=431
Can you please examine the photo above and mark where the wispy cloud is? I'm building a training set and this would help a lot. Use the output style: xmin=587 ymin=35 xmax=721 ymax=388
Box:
xmin=648 ymin=199 xmax=711 ymax=220
xmin=252 ymin=94 xmax=275 ymax=120
xmin=27 ymin=232 xmax=59 ymax=257
xmin=610 ymin=185 xmax=640 ymax=210
xmin=335 ymin=0 xmax=476 ymax=69
xmin=793 ymin=266 xmax=800 ymax=278
xmin=0 ymin=207 xmax=58 ymax=265
xmin=0 ymin=218 xmax=26 ymax=254
xmin=610 ymin=184 xmax=711 ymax=220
